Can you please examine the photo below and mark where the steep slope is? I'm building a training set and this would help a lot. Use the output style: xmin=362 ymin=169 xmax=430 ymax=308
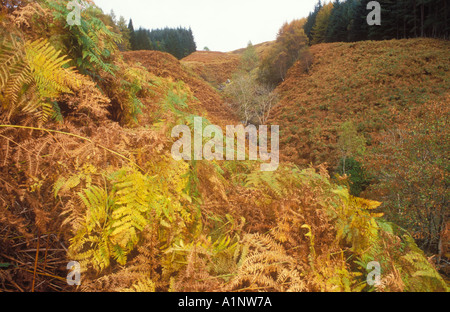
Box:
xmin=181 ymin=51 xmax=241 ymax=88
xmin=270 ymin=38 xmax=449 ymax=273
xmin=123 ymin=50 xmax=238 ymax=127
xmin=180 ymin=42 xmax=276 ymax=88
xmin=230 ymin=41 xmax=276 ymax=58
xmin=271 ymin=38 xmax=450 ymax=167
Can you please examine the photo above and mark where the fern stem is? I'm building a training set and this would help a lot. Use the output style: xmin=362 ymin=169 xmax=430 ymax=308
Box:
xmin=31 ymin=233 xmax=40 ymax=292
xmin=0 ymin=124 xmax=144 ymax=172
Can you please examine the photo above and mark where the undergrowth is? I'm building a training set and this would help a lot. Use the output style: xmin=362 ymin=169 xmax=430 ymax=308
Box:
xmin=0 ymin=1 xmax=447 ymax=292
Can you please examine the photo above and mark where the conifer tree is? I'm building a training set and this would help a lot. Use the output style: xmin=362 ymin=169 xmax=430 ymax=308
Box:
xmin=305 ymin=0 xmax=450 ymax=43
xmin=128 ymin=19 xmax=137 ymax=51
xmin=311 ymin=2 xmax=334 ymax=44
xmin=326 ymin=0 xmax=348 ymax=42
xmin=117 ymin=16 xmax=131 ymax=51
xmin=304 ymin=0 xmax=323 ymax=42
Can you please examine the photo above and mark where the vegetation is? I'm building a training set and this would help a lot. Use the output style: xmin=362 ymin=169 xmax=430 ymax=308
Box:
xmin=258 ymin=19 xmax=311 ymax=86
xmin=270 ymin=38 xmax=449 ymax=270
xmin=181 ymin=51 xmax=241 ymax=89
xmin=311 ymin=2 xmax=334 ymax=45
xmin=224 ymin=42 xmax=278 ymax=126
xmin=305 ymin=0 xmax=450 ymax=44
xmin=127 ymin=19 xmax=197 ymax=60
xmin=0 ymin=0 xmax=448 ymax=293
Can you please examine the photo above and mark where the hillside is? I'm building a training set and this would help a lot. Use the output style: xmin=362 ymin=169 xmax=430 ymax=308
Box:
xmin=270 ymin=38 xmax=449 ymax=272
xmin=180 ymin=41 xmax=276 ymax=89
xmin=271 ymin=38 xmax=450 ymax=167
xmin=123 ymin=50 xmax=238 ymax=126
xmin=230 ymin=41 xmax=276 ymax=58
xmin=181 ymin=51 xmax=241 ymax=88
xmin=0 ymin=1 xmax=448 ymax=293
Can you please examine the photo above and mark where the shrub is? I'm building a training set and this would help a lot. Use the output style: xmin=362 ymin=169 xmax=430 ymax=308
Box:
xmin=336 ymin=157 xmax=371 ymax=196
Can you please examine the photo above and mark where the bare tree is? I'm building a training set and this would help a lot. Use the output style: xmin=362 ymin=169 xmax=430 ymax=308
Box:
xmin=224 ymin=73 xmax=278 ymax=126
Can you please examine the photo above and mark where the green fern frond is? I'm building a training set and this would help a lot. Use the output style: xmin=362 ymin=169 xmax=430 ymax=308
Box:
xmin=245 ymin=170 xmax=283 ymax=198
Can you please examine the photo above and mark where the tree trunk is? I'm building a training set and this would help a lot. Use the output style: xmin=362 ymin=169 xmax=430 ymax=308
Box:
xmin=342 ymin=155 xmax=347 ymax=176
xmin=421 ymin=3 xmax=424 ymax=37
xmin=413 ymin=0 xmax=418 ymax=37
xmin=445 ymin=0 xmax=449 ymax=39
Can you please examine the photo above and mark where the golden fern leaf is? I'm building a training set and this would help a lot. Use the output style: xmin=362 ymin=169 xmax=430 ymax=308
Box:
xmin=0 ymin=34 xmax=26 ymax=89
xmin=67 ymin=167 xmax=156 ymax=271
xmin=1 ymin=36 xmax=89 ymax=122
xmin=4 ymin=59 xmax=31 ymax=105
xmin=121 ymin=278 xmax=156 ymax=292
xmin=25 ymin=39 xmax=82 ymax=96
xmin=226 ymin=233 xmax=305 ymax=292
xmin=16 ymin=90 xmax=40 ymax=115
xmin=245 ymin=170 xmax=283 ymax=198
xmin=0 ymin=35 xmax=34 ymax=118
xmin=67 ymin=185 xmax=114 ymax=272
xmin=109 ymin=168 xmax=153 ymax=252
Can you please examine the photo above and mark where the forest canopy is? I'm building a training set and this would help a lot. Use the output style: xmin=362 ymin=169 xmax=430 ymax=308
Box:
xmin=304 ymin=0 xmax=450 ymax=44
xmin=127 ymin=19 xmax=197 ymax=59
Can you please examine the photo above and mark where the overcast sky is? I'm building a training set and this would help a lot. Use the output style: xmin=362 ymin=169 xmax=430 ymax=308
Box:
xmin=93 ymin=0 xmax=320 ymax=52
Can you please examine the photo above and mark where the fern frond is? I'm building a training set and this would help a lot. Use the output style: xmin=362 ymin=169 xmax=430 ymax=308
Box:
xmin=1 ymin=36 xmax=89 ymax=122
xmin=4 ymin=61 xmax=32 ymax=109
xmin=226 ymin=233 xmax=305 ymax=292
xmin=0 ymin=34 xmax=26 ymax=89
xmin=122 ymin=278 xmax=156 ymax=292
xmin=109 ymin=168 xmax=154 ymax=251
xmin=67 ymin=185 xmax=114 ymax=272
xmin=245 ymin=171 xmax=283 ymax=198
xmin=25 ymin=38 xmax=82 ymax=96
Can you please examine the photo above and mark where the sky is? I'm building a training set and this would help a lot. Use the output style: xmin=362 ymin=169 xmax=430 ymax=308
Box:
xmin=93 ymin=0 xmax=319 ymax=52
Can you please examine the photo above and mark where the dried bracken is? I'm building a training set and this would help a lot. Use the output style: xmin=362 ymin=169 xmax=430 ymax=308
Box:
xmin=0 ymin=0 xmax=447 ymax=293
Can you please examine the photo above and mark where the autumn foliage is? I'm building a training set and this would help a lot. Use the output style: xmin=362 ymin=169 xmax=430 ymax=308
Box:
xmin=270 ymin=38 xmax=450 ymax=272
xmin=0 ymin=0 xmax=448 ymax=292
xmin=258 ymin=19 xmax=310 ymax=86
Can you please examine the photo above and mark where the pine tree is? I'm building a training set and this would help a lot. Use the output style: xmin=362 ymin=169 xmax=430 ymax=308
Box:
xmin=326 ymin=0 xmax=348 ymax=42
xmin=305 ymin=0 xmax=449 ymax=43
xmin=311 ymin=2 xmax=334 ymax=44
xmin=240 ymin=41 xmax=259 ymax=73
xmin=187 ymin=27 xmax=197 ymax=54
xmin=304 ymin=0 xmax=323 ymax=43
xmin=348 ymin=0 xmax=369 ymax=42
xmin=117 ymin=16 xmax=131 ymax=51
xmin=128 ymin=19 xmax=137 ymax=50
xmin=134 ymin=28 xmax=152 ymax=50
